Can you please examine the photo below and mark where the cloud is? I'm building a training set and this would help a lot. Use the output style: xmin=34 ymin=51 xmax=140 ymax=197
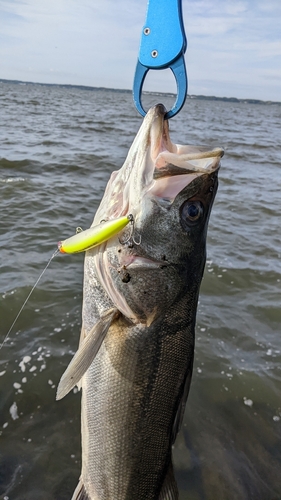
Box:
xmin=0 ymin=0 xmax=280 ymax=101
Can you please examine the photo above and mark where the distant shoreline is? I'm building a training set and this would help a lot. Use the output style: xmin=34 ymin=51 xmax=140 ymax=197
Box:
xmin=0 ymin=78 xmax=280 ymax=106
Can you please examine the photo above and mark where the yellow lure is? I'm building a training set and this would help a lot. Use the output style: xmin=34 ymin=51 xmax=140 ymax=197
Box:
xmin=58 ymin=214 xmax=133 ymax=254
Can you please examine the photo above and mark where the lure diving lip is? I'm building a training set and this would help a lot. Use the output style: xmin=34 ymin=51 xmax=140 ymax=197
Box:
xmin=58 ymin=214 xmax=133 ymax=254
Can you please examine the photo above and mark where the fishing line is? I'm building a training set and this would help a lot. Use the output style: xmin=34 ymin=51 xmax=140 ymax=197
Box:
xmin=1 ymin=214 xmax=133 ymax=352
xmin=0 ymin=248 xmax=59 ymax=352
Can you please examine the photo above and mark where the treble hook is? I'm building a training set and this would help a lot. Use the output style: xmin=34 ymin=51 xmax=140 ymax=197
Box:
xmin=118 ymin=214 xmax=142 ymax=246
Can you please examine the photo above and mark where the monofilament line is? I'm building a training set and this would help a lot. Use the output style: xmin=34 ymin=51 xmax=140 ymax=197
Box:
xmin=0 ymin=248 xmax=59 ymax=352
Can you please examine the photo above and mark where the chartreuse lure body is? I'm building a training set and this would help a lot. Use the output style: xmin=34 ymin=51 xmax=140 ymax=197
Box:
xmin=58 ymin=214 xmax=133 ymax=254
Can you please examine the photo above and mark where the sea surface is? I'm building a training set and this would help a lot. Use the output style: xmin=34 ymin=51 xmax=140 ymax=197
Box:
xmin=0 ymin=82 xmax=280 ymax=500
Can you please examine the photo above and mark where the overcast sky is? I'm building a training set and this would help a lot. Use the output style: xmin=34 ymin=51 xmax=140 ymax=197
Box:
xmin=1 ymin=0 xmax=280 ymax=101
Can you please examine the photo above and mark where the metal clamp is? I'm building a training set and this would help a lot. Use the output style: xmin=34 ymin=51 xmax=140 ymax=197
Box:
xmin=133 ymin=0 xmax=187 ymax=119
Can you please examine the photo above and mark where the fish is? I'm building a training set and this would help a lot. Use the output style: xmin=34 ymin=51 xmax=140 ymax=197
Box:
xmin=56 ymin=103 xmax=223 ymax=500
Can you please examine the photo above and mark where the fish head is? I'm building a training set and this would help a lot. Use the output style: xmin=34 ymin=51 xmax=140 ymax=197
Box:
xmin=91 ymin=104 xmax=223 ymax=324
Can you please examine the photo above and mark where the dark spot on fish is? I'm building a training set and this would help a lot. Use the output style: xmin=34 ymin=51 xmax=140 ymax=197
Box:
xmin=161 ymin=255 xmax=166 ymax=261
xmin=121 ymin=271 xmax=131 ymax=283
xmin=118 ymin=248 xmax=122 ymax=253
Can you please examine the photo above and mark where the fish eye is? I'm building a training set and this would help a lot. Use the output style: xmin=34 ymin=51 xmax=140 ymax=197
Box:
xmin=180 ymin=201 xmax=203 ymax=225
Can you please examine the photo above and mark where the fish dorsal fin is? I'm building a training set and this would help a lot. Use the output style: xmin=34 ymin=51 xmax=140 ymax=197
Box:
xmin=56 ymin=307 xmax=119 ymax=400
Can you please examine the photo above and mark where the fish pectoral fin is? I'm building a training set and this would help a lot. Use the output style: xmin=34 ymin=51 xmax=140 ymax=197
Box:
xmin=71 ymin=479 xmax=90 ymax=500
xmin=56 ymin=307 xmax=119 ymax=401
xmin=171 ymin=360 xmax=194 ymax=443
xmin=158 ymin=461 xmax=178 ymax=500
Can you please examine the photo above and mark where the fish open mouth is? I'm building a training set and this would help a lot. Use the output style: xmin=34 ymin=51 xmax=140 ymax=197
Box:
xmin=146 ymin=104 xmax=224 ymax=200
xmin=93 ymin=104 xmax=223 ymax=224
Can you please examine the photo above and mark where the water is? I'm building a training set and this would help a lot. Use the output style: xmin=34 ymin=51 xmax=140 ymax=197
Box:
xmin=0 ymin=82 xmax=280 ymax=500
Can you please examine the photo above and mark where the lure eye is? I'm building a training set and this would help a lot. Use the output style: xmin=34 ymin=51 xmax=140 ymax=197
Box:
xmin=181 ymin=201 xmax=203 ymax=226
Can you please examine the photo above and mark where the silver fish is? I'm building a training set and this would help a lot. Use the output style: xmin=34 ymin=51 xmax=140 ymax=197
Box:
xmin=57 ymin=104 xmax=223 ymax=500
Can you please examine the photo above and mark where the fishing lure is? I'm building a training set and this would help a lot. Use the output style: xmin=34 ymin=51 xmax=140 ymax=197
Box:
xmin=58 ymin=214 xmax=134 ymax=254
xmin=0 ymin=215 xmax=134 ymax=351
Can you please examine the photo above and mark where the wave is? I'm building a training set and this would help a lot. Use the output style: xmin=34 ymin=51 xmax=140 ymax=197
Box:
xmin=0 ymin=177 xmax=26 ymax=183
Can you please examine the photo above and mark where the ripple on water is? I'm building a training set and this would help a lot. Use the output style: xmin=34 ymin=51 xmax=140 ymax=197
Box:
xmin=0 ymin=83 xmax=280 ymax=499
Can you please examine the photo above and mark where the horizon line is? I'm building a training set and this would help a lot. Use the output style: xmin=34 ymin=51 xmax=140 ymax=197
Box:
xmin=0 ymin=78 xmax=280 ymax=106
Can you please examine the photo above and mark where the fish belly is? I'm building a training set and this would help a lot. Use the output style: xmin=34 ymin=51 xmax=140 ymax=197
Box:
xmin=79 ymin=307 xmax=193 ymax=500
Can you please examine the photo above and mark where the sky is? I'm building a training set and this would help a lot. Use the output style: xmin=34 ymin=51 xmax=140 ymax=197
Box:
xmin=0 ymin=0 xmax=280 ymax=102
